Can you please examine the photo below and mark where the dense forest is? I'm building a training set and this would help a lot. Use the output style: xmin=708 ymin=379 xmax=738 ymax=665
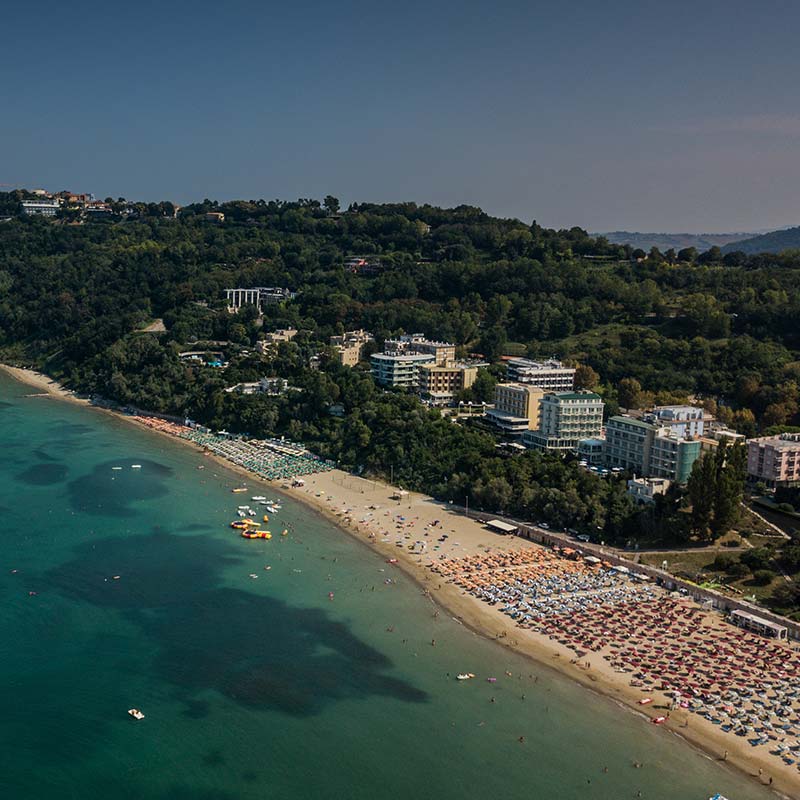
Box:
xmin=721 ymin=225 xmax=800 ymax=255
xmin=1 ymin=194 xmax=799 ymax=614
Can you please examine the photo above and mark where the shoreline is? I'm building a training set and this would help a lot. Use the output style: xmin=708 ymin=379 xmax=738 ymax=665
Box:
xmin=1 ymin=364 xmax=794 ymax=798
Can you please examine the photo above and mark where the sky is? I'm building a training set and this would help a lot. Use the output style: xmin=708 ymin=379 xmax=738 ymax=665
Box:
xmin=4 ymin=0 xmax=800 ymax=232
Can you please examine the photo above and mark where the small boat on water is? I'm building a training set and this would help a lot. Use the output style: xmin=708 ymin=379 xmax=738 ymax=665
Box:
xmin=232 ymin=488 xmax=247 ymax=493
xmin=112 ymin=466 xmax=123 ymax=471
xmin=252 ymin=496 xmax=266 ymax=501
xmin=128 ymin=708 xmax=145 ymax=720
xmin=242 ymin=530 xmax=272 ymax=539
xmin=131 ymin=464 xmax=142 ymax=469
xmin=237 ymin=510 xmax=246 ymax=517
xmin=456 ymin=673 xmax=476 ymax=681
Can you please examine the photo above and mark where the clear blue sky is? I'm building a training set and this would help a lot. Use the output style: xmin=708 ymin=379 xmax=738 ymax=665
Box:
xmin=4 ymin=0 xmax=800 ymax=232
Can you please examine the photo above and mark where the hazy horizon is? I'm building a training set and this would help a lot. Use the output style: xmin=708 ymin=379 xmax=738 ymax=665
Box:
xmin=4 ymin=0 xmax=800 ymax=233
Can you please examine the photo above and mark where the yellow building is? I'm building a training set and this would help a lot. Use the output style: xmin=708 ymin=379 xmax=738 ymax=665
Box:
xmin=486 ymin=383 xmax=544 ymax=434
xmin=418 ymin=362 xmax=478 ymax=406
xmin=330 ymin=329 xmax=373 ymax=366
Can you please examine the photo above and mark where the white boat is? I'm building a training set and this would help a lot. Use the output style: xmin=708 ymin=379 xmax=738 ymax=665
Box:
xmin=131 ymin=464 xmax=142 ymax=469
xmin=237 ymin=510 xmax=246 ymax=517
xmin=265 ymin=505 xmax=280 ymax=514
xmin=128 ymin=708 xmax=145 ymax=720
xmin=112 ymin=466 xmax=123 ymax=471
xmin=251 ymin=496 xmax=266 ymax=501
xmin=456 ymin=673 xmax=475 ymax=681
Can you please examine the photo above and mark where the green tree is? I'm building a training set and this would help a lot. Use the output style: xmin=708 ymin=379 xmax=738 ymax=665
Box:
xmin=687 ymin=453 xmax=716 ymax=538
xmin=710 ymin=441 xmax=745 ymax=538
xmin=617 ymin=377 xmax=643 ymax=409
xmin=574 ymin=364 xmax=600 ymax=390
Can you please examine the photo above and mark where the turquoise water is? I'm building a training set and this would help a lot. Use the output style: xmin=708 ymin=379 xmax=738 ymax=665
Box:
xmin=0 ymin=373 xmax=773 ymax=800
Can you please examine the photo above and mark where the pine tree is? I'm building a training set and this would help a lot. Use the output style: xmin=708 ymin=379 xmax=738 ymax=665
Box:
xmin=687 ymin=453 xmax=716 ymax=538
xmin=710 ymin=442 xmax=746 ymax=538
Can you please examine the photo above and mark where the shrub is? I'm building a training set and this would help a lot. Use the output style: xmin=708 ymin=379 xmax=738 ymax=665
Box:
xmin=729 ymin=562 xmax=750 ymax=578
xmin=753 ymin=569 xmax=776 ymax=585
xmin=713 ymin=554 xmax=735 ymax=571
xmin=723 ymin=537 xmax=741 ymax=548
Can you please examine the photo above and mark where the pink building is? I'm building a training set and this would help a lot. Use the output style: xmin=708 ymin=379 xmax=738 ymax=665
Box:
xmin=747 ymin=433 xmax=800 ymax=488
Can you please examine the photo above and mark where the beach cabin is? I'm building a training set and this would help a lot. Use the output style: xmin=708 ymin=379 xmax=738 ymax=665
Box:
xmin=729 ymin=609 xmax=788 ymax=640
xmin=485 ymin=519 xmax=519 ymax=536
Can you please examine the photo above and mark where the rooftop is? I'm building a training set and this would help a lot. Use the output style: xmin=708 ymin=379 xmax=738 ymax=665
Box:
xmin=543 ymin=391 xmax=602 ymax=401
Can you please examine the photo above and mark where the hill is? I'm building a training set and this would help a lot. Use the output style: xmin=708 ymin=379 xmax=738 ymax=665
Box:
xmin=597 ymin=231 xmax=754 ymax=251
xmin=721 ymin=226 xmax=800 ymax=255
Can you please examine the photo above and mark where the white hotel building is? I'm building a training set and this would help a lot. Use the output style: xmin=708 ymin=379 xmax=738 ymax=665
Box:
xmin=505 ymin=358 xmax=576 ymax=391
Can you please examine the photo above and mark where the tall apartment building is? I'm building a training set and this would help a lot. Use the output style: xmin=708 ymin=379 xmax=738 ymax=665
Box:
xmin=384 ymin=334 xmax=455 ymax=365
xmin=522 ymin=392 xmax=604 ymax=453
xmin=747 ymin=433 xmax=800 ymax=488
xmin=418 ymin=363 xmax=477 ymax=406
xmin=505 ymin=358 xmax=576 ymax=391
xmin=486 ymin=383 xmax=544 ymax=434
xmin=604 ymin=415 xmax=702 ymax=483
xmin=330 ymin=329 xmax=373 ymax=367
xmin=644 ymin=406 xmax=705 ymax=438
xmin=371 ymin=352 xmax=435 ymax=388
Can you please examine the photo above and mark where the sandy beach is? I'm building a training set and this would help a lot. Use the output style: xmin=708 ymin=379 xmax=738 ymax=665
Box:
xmin=0 ymin=365 xmax=90 ymax=405
xmin=3 ymin=364 xmax=797 ymax=798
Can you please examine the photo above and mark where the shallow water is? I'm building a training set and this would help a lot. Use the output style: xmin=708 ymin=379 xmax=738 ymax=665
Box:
xmin=0 ymin=373 xmax=774 ymax=800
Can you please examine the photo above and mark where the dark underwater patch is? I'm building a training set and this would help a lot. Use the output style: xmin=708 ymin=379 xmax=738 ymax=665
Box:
xmin=16 ymin=462 xmax=68 ymax=485
xmin=46 ymin=531 xmax=427 ymax=718
xmin=67 ymin=459 xmax=172 ymax=516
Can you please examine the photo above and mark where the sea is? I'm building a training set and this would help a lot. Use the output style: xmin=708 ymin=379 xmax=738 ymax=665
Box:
xmin=0 ymin=372 xmax=774 ymax=800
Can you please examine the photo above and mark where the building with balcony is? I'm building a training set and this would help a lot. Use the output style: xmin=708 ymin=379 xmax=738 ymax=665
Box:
xmin=643 ymin=405 xmax=705 ymax=438
xmin=604 ymin=415 xmax=703 ymax=483
xmin=504 ymin=358 xmax=576 ymax=391
xmin=384 ymin=334 xmax=455 ymax=365
xmin=371 ymin=352 xmax=435 ymax=388
xmin=484 ymin=383 xmax=543 ymax=434
xmin=648 ymin=434 xmax=702 ymax=484
xmin=578 ymin=437 xmax=606 ymax=465
xmin=418 ymin=362 xmax=478 ymax=406
xmin=746 ymin=433 xmax=800 ymax=488
xmin=21 ymin=200 xmax=60 ymax=216
xmin=522 ymin=392 xmax=604 ymax=453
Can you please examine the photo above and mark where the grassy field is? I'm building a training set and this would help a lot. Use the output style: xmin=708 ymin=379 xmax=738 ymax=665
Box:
xmin=639 ymin=544 xmax=793 ymax=604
